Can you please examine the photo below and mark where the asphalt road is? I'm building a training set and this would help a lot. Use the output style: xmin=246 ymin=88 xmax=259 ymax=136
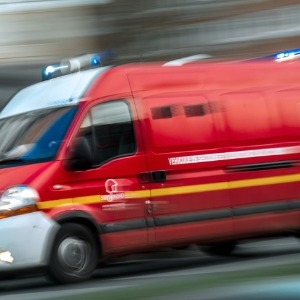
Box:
xmin=1 ymin=237 xmax=300 ymax=299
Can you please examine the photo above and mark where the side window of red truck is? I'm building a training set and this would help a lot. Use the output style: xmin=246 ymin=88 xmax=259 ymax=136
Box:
xmin=79 ymin=100 xmax=136 ymax=166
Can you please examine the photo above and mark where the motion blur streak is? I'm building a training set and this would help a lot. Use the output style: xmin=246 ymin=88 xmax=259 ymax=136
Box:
xmin=0 ymin=0 xmax=300 ymax=67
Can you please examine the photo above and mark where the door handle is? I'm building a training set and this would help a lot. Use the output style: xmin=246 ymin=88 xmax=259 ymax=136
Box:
xmin=151 ymin=170 xmax=166 ymax=182
xmin=140 ymin=171 xmax=166 ymax=183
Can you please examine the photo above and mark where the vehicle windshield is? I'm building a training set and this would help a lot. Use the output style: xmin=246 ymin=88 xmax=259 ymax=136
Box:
xmin=0 ymin=106 xmax=78 ymax=165
xmin=0 ymin=67 xmax=109 ymax=166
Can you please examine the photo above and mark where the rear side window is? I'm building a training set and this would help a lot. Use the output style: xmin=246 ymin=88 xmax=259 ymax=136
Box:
xmin=144 ymin=95 xmax=217 ymax=153
xmin=79 ymin=100 xmax=136 ymax=165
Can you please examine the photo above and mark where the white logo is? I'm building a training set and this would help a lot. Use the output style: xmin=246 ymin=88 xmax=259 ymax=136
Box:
xmin=101 ymin=179 xmax=126 ymax=202
xmin=105 ymin=179 xmax=119 ymax=194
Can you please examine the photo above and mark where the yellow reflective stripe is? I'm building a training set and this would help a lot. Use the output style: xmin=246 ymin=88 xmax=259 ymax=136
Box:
xmin=73 ymin=195 xmax=103 ymax=205
xmin=37 ymin=173 xmax=300 ymax=210
xmin=37 ymin=198 xmax=73 ymax=210
xmin=229 ymin=173 xmax=300 ymax=189
xmin=37 ymin=191 xmax=150 ymax=210
xmin=125 ymin=190 xmax=151 ymax=199
xmin=151 ymin=182 xmax=228 ymax=197
xmin=153 ymin=173 xmax=300 ymax=197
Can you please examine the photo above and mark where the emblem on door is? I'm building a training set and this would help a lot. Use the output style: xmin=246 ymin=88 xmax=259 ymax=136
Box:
xmin=101 ymin=179 xmax=126 ymax=202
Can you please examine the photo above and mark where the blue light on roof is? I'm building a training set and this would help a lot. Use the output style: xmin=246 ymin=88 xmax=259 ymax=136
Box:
xmin=274 ymin=48 xmax=300 ymax=62
xmin=42 ymin=50 xmax=116 ymax=81
xmin=44 ymin=65 xmax=55 ymax=75
xmin=42 ymin=64 xmax=68 ymax=81
xmin=91 ymin=54 xmax=101 ymax=66
xmin=91 ymin=50 xmax=115 ymax=67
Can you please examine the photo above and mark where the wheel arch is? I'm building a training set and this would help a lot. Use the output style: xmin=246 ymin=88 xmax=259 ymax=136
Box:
xmin=53 ymin=211 xmax=103 ymax=261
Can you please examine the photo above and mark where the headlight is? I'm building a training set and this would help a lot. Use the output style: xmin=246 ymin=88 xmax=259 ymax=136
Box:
xmin=0 ymin=186 xmax=39 ymax=216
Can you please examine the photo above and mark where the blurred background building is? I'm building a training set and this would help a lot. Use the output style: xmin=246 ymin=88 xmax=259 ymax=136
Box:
xmin=1 ymin=0 xmax=300 ymax=63
xmin=1 ymin=0 xmax=300 ymax=104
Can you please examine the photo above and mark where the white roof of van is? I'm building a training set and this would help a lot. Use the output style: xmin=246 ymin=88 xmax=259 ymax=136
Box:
xmin=0 ymin=67 xmax=108 ymax=119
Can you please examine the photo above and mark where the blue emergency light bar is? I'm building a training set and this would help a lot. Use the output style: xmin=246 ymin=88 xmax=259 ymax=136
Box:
xmin=274 ymin=48 xmax=300 ymax=62
xmin=42 ymin=50 xmax=115 ymax=80
xmin=246 ymin=48 xmax=300 ymax=63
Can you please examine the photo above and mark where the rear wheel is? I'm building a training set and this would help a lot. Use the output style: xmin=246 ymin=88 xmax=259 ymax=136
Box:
xmin=201 ymin=241 xmax=236 ymax=256
xmin=48 ymin=223 xmax=98 ymax=284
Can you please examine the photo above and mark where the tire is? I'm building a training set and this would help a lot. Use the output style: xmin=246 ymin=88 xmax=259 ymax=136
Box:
xmin=201 ymin=241 xmax=236 ymax=256
xmin=48 ymin=223 xmax=98 ymax=284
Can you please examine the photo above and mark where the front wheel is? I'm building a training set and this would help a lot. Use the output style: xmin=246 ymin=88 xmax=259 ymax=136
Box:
xmin=48 ymin=223 xmax=98 ymax=284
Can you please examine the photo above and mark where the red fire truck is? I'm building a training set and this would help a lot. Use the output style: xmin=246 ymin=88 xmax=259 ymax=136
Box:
xmin=1 ymin=53 xmax=300 ymax=283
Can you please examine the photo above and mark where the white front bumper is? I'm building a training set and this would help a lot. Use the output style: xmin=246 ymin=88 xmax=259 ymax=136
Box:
xmin=0 ymin=212 xmax=59 ymax=271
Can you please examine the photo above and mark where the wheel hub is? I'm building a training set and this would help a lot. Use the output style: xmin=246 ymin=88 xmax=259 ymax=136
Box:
xmin=57 ymin=237 xmax=89 ymax=272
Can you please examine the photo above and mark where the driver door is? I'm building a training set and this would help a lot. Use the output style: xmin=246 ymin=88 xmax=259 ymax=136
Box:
xmin=67 ymin=99 xmax=152 ymax=255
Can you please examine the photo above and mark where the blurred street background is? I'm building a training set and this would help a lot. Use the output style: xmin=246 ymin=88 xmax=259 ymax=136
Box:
xmin=2 ymin=0 xmax=300 ymax=63
xmin=1 ymin=0 xmax=300 ymax=107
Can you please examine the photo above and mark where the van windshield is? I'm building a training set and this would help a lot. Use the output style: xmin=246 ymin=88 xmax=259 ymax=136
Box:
xmin=0 ymin=106 xmax=78 ymax=165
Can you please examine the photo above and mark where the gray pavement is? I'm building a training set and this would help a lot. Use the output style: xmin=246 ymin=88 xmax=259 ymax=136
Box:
xmin=1 ymin=237 xmax=300 ymax=299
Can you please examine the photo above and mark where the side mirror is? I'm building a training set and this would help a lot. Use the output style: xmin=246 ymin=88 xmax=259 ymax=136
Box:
xmin=64 ymin=136 xmax=93 ymax=171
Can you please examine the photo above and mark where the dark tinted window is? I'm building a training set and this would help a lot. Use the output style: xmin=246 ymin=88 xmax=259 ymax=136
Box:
xmin=79 ymin=100 xmax=136 ymax=165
